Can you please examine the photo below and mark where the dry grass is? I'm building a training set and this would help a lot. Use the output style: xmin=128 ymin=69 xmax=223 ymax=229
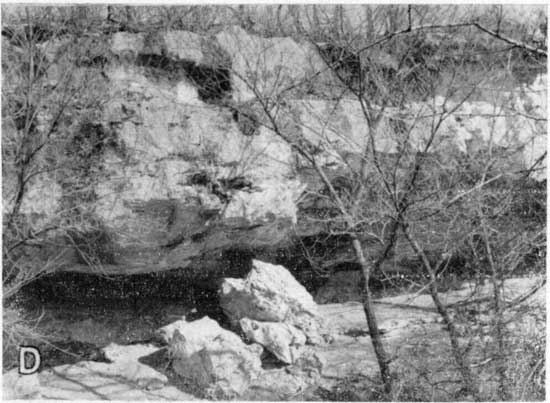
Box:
xmin=313 ymin=314 xmax=545 ymax=402
xmin=504 ymin=329 xmax=545 ymax=400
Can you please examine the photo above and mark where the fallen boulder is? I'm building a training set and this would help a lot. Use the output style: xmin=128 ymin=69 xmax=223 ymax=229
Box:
xmin=158 ymin=316 xmax=263 ymax=398
xmin=220 ymin=260 xmax=327 ymax=363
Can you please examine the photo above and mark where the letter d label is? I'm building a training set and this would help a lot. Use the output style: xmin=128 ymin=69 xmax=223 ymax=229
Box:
xmin=19 ymin=346 xmax=40 ymax=374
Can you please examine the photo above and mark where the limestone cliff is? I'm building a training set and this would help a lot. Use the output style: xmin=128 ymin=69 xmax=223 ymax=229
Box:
xmin=4 ymin=26 xmax=546 ymax=276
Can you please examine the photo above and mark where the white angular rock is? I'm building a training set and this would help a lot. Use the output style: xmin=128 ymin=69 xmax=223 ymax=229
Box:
xmin=220 ymin=260 xmax=326 ymax=344
xmin=291 ymin=93 xmax=546 ymax=173
xmin=240 ymin=318 xmax=307 ymax=364
xmin=8 ymin=172 xmax=62 ymax=227
xmin=111 ymin=32 xmax=145 ymax=56
xmin=176 ymin=80 xmax=201 ymax=104
xmin=102 ymin=343 xmax=160 ymax=364
xmin=223 ymin=179 xmax=305 ymax=225
xmin=216 ymin=26 xmax=330 ymax=101
xmin=163 ymin=31 xmax=204 ymax=62
xmin=157 ymin=315 xmax=223 ymax=347
xmin=98 ymin=343 xmax=169 ymax=390
xmin=161 ymin=316 xmax=263 ymax=397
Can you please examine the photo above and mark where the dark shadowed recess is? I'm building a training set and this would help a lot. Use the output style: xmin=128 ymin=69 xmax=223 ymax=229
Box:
xmin=18 ymin=248 xmax=254 ymax=319
xmin=1 ymin=24 xmax=59 ymax=43
xmin=135 ymin=53 xmax=231 ymax=103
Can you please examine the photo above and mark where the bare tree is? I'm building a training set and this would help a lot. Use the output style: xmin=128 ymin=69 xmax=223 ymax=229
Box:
xmin=2 ymin=6 xmax=114 ymax=367
xmin=227 ymin=4 xmax=546 ymax=397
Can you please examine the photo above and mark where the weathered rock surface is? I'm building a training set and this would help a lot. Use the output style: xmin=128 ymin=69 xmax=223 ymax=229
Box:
xmin=240 ymin=318 xmax=307 ymax=364
xmin=215 ymin=26 xmax=332 ymax=101
xmin=37 ymin=343 xmax=195 ymax=400
xmin=220 ymin=260 xmax=326 ymax=363
xmin=4 ymin=25 xmax=545 ymax=277
xmin=159 ymin=316 xmax=263 ymax=397
xmin=290 ymin=91 xmax=547 ymax=170
xmin=89 ymin=61 xmax=301 ymax=274
xmin=101 ymin=343 xmax=168 ymax=389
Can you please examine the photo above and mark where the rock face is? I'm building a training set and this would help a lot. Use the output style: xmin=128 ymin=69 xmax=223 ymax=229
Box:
xmin=4 ymin=25 xmax=546 ymax=277
xmin=215 ymin=26 xmax=332 ymax=102
xmin=158 ymin=316 xmax=263 ymax=398
xmin=91 ymin=59 xmax=301 ymax=274
xmin=220 ymin=260 xmax=326 ymax=363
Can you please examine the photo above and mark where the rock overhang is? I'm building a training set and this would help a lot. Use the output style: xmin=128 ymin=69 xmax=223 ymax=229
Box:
xmin=5 ymin=25 xmax=546 ymax=276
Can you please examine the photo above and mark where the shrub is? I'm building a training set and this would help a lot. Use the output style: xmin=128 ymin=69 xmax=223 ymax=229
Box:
xmin=504 ymin=325 xmax=545 ymax=400
xmin=3 ymin=307 xmax=47 ymax=371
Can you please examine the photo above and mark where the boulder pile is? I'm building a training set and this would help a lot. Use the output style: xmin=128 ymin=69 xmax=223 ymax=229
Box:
xmin=219 ymin=259 xmax=327 ymax=363
xmin=152 ymin=260 xmax=327 ymax=397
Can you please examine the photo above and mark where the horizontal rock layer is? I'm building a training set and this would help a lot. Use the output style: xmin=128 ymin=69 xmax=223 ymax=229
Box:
xmin=3 ymin=25 xmax=546 ymax=276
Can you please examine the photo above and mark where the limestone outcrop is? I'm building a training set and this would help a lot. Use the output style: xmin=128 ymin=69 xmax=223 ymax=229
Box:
xmin=4 ymin=26 xmax=545 ymax=276
xmin=215 ymin=26 xmax=333 ymax=101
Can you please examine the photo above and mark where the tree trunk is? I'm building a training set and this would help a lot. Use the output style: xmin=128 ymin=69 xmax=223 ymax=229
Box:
xmin=403 ymin=227 xmax=480 ymax=399
xmin=351 ymin=237 xmax=392 ymax=395
xmin=481 ymin=219 xmax=508 ymax=400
